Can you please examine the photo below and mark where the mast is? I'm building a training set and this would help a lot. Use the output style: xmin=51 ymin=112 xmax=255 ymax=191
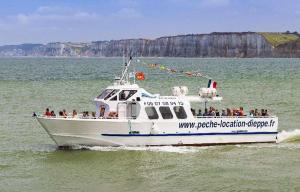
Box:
xmin=119 ymin=56 xmax=133 ymax=85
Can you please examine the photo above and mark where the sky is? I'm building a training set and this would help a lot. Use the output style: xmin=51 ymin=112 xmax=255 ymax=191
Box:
xmin=0 ymin=0 xmax=299 ymax=45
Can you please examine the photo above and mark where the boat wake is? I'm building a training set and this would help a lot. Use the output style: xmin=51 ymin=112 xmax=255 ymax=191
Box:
xmin=66 ymin=129 xmax=300 ymax=153
xmin=71 ymin=145 xmax=206 ymax=153
xmin=277 ymin=129 xmax=300 ymax=143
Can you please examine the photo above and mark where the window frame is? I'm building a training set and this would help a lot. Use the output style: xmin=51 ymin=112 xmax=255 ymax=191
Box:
xmin=119 ymin=90 xmax=137 ymax=101
xmin=110 ymin=95 xmax=118 ymax=101
xmin=145 ymin=106 xmax=159 ymax=120
xmin=104 ymin=89 xmax=119 ymax=100
xmin=173 ymin=106 xmax=187 ymax=119
xmin=159 ymin=106 xmax=173 ymax=119
xmin=97 ymin=89 xmax=113 ymax=99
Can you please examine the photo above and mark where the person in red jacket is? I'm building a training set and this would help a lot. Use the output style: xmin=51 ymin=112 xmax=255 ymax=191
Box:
xmin=44 ymin=108 xmax=51 ymax=117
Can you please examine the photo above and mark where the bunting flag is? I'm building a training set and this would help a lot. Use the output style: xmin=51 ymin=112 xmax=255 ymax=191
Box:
xmin=159 ymin=66 xmax=166 ymax=70
xmin=136 ymin=60 xmax=219 ymax=89
xmin=139 ymin=61 xmax=210 ymax=79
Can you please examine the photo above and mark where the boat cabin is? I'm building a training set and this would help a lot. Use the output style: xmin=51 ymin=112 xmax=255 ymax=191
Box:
xmin=93 ymin=83 xmax=222 ymax=121
xmin=93 ymin=57 xmax=222 ymax=121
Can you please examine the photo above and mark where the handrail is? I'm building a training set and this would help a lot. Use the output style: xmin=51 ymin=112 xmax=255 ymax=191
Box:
xmin=37 ymin=114 xmax=137 ymax=120
xmin=194 ymin=115 xmax=276 ymax=118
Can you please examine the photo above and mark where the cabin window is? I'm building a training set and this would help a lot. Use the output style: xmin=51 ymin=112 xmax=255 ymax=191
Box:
xmin=110 ymin=95 xmax=118 ymax=101
xmin=105 ymin=89 xmax=119 ymax=100
xmin=119 ymin=90 xmax=137 ymax=101
xmin=145 ymin=107 xmax=159 ymax=119
xmin=173 ymin=106 xmax=187 ymax=119
xmin=97 ymin=89 xmax=113 ymax=99
xmin=159 ymin=106 xmax=173 ymax=119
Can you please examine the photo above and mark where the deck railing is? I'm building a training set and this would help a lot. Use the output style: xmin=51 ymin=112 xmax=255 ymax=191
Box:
xmin=38 ymin=114 xmax=275 ymax=120
xmin=37 ymin=114 xmax=137 ymax=120
xmin=194 ymin=115 xmax=276 ymax=118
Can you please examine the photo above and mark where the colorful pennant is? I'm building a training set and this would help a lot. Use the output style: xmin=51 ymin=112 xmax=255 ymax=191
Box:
xmin=138 ymin=60 xmax=210 ymax=79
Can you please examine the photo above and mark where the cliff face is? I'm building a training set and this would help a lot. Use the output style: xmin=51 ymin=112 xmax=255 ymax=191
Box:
xmin=273 ymin=39 xmax=300 ymax=57
xmin=90 ymin=33 xmax=274 ymax=57
xmin=0 ymin=44 xmax=43 ymax=56
xmin=0 ymin=32 xmax=299 ymax=57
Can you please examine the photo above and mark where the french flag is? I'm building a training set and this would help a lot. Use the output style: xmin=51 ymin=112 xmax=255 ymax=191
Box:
xmin=207 ymin=79 xmax=217 ymax=89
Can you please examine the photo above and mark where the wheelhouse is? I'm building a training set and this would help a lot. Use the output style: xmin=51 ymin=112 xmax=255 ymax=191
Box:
xmin=94 ymin=84 xmax=194 ymax=121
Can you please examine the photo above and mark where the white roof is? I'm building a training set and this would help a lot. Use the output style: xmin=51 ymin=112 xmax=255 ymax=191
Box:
xmin=185 ymin=95 xmax=223 ymax=103
xmin=106 ymin=83 xmax=140 ymax=90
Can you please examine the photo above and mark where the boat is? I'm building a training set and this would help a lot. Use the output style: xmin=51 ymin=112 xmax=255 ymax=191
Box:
xmin=35 ymin=57 xmax=278 ymax=147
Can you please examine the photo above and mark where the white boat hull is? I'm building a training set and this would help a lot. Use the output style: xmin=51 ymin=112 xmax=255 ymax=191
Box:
xmin=36 ymin=116 xmax=278 ymax=147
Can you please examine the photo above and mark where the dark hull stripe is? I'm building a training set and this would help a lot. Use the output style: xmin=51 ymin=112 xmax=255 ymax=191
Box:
xmin=102 ymin=132 xmax=278 ymax=137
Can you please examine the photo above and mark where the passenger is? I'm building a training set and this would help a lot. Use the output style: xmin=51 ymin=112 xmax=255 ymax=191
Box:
xmin=221 ymin=109 xmax=226 ymax=116
xmin=215 ymin=109 xmax=220 ymax=116
xmin=44 ymin=108 xmax=51 ymax=117
xmin=50 ymin=110 xmax=56 ymax=117
xmin=235 ymin=109 xmax=238 ymax=116
xmin=209 ymin=107 xmax=216 ymax=116
xmin=99 ymin=106 xmax=105 ymax=118
xmin=72 ymin=110 xmax=78 ymax=118
xmin=92 ymin=112 xmax=96 ymax=119
xmin=59 ymin=111 xmax=64 ymax=116
xmin=62 ymin=109 xmax=67 ymax=117
xmin=203 ymin=108 xmax=209 ymax=116
xmin=239 ymin=107 xmax=244 ymax=116
xmin=82 ymin=111 xmax=86 ymax=118
xmin=211 ymin=110 xmax=216 ymax=116
xmin=208 ymin=107 xmax=212 ymax=115
xmin=108 ymin=111 xmax=118 ymax=118
xmin=32 ymin=112 xmax=37 ymax=117
xmin=232 ymin=108 xmax=238 ymax=116
xmin=82 ymin=111 xmax=89 ymax=118
xmin=261 ymin=109 xmax=265 ymax=116
xmin=226 ymin=108 xmax=232 ymax=116
xmin=249 ymin=109 xmax=255 ymax=117
xmin=191 ymin=108 xmax=196 ymax=116
xmin=254 ymin=109 xmax=259 ymax=116
xmin=265 ymin=109 xmax=269 ymax=116
xmin=197 ymin=109 xmax=202 ymax=117
xmin=120 ymin=92 xmax=126 ymax=100
xmin=114 ymin=112 xmax=118 ymax=118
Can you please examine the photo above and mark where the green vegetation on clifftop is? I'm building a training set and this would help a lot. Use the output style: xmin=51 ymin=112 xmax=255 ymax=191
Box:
xmin=260 ymin=32 xmax=299 ymax=47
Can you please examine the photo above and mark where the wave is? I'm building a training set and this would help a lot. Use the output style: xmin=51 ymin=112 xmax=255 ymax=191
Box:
xmin=277 ymin=129 xmax=300 ymax=143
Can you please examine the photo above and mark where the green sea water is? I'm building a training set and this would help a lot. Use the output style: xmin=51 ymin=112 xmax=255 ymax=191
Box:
xmin=0 ymin=57 xmax=300 ymax=192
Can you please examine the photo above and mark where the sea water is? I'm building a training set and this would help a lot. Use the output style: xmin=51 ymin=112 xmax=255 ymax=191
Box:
xmin=0 ymin=57 xmax=299 ymax=192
